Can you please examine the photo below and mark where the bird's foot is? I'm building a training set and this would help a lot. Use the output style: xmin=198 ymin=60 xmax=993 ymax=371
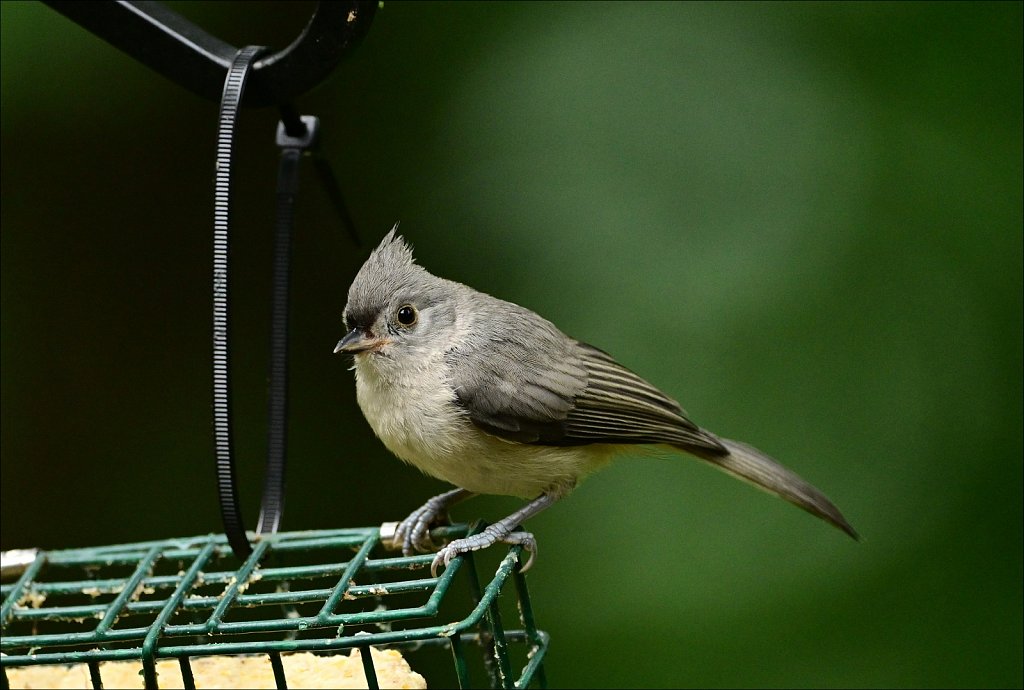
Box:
xmin=430 ymin=524 xmax=537 ymax=577
xmin=390 ymin=488 xmax=473 ymax=556
xmin=392 ymin=501 xmax=450 ymax=556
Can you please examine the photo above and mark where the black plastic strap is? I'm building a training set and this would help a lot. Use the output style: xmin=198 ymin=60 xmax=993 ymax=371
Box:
xmin=256 ymin=113 xmax=319 ymax=535
xmin=213 ymin=45 xmax=267 ymax=559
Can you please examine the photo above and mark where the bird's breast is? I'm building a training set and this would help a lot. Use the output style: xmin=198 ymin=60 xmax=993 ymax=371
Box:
xmin=351 ymin=354 xmax=610 ymax=498
xmin=354 ymin=354 xmax=464 ymax=465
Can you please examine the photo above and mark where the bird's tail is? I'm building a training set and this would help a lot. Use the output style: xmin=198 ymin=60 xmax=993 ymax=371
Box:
xmin=689 ymin=436 xmax=859 ymax=540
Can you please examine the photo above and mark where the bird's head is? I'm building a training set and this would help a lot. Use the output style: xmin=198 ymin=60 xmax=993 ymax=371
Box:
xmin=335 ymin=226 xmax=457 ymax=364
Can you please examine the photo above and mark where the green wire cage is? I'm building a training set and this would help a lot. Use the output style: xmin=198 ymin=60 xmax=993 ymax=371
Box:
xmin=0 ymin=524 xmax=548 ymax=689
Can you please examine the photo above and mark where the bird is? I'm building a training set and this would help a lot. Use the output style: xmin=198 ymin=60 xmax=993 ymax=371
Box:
xmin=335 ymin=226 xmax=857 ymax=575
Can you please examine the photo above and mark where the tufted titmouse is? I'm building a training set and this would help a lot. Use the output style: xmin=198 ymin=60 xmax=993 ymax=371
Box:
xmin=335 ymin=227 xmax=857 ymax=574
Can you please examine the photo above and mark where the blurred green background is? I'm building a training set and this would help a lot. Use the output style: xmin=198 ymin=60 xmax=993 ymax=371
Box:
xmin=2 ymin=1 xmax=1021 ymax=687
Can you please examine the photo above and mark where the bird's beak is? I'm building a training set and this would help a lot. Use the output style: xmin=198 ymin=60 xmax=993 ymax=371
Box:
xmin=334 ymin=328 xmax=385 ymax=354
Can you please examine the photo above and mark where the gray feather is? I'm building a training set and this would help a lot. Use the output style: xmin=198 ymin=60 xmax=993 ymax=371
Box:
xmin=446 ymin=300 xmax=725 ymax=453
xmin=446 ymin=300 xmax=586 ymax=444
xmin=565 ymin=344 xmax=726 ymax=452
xmin=691 ymin=438 xmax=860 ymax=539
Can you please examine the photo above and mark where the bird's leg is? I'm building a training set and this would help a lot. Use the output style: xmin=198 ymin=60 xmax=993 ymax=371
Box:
xmin=392 ymin=488 xmax=475 ymax=556
xmin=431 ymin=492 xmax=559 ymax=576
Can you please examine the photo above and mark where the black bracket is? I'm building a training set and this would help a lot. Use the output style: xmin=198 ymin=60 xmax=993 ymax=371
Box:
xmin=42 ymin=1 xmax=377 ymax=107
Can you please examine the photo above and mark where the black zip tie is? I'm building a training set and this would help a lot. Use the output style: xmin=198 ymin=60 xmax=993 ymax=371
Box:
xmin=214 ymin=55 xmax=363 ymax=558
xmin=213 ymin=45 xmax=267 ymax=560
xmin=259 ymin=110 xmax=364 ymax=531
xmin=256 ymin=111 xmax=319 ymax=535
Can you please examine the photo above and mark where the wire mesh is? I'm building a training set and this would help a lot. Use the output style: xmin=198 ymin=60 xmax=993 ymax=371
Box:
xmin=0 ymin=525 xmax=548 ymax=689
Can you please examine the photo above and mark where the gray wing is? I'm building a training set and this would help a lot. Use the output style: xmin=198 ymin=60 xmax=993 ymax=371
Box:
xmin=445 ymin=304 xmax=587 ymax=444
xmin=446 ymin=302 xmax=725 ymax=454
xmin=565 ymin=342 xmax=725 ymax=452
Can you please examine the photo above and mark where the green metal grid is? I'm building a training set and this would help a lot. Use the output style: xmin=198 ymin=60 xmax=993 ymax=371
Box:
xmin=0 ymin=524 xmax=548 ymax=689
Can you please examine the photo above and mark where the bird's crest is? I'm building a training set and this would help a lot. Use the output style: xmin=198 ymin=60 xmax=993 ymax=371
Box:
xmin=345 ymin=224 xmax=428 ymax=322
xmin=370 ymin=223 xmax=416 ymax=269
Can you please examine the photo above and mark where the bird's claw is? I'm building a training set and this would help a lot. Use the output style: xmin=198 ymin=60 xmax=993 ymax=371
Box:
xmin=429 ymin=529 xmax=537 ymax=577
xmin=391 ymin=502 xmax=452 ymax=556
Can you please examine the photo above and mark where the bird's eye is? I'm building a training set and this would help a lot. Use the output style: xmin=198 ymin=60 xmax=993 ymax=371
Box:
xmin=396 ymin=304 xmax=417 ymax=326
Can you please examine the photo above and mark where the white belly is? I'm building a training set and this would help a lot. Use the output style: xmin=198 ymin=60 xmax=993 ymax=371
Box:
xmin=353 ymin=355 xmax=612 ymax=498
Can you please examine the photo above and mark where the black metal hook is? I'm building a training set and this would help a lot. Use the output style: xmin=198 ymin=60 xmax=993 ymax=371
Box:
xmin=42 ymin=1 xmax=377 ymax=107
